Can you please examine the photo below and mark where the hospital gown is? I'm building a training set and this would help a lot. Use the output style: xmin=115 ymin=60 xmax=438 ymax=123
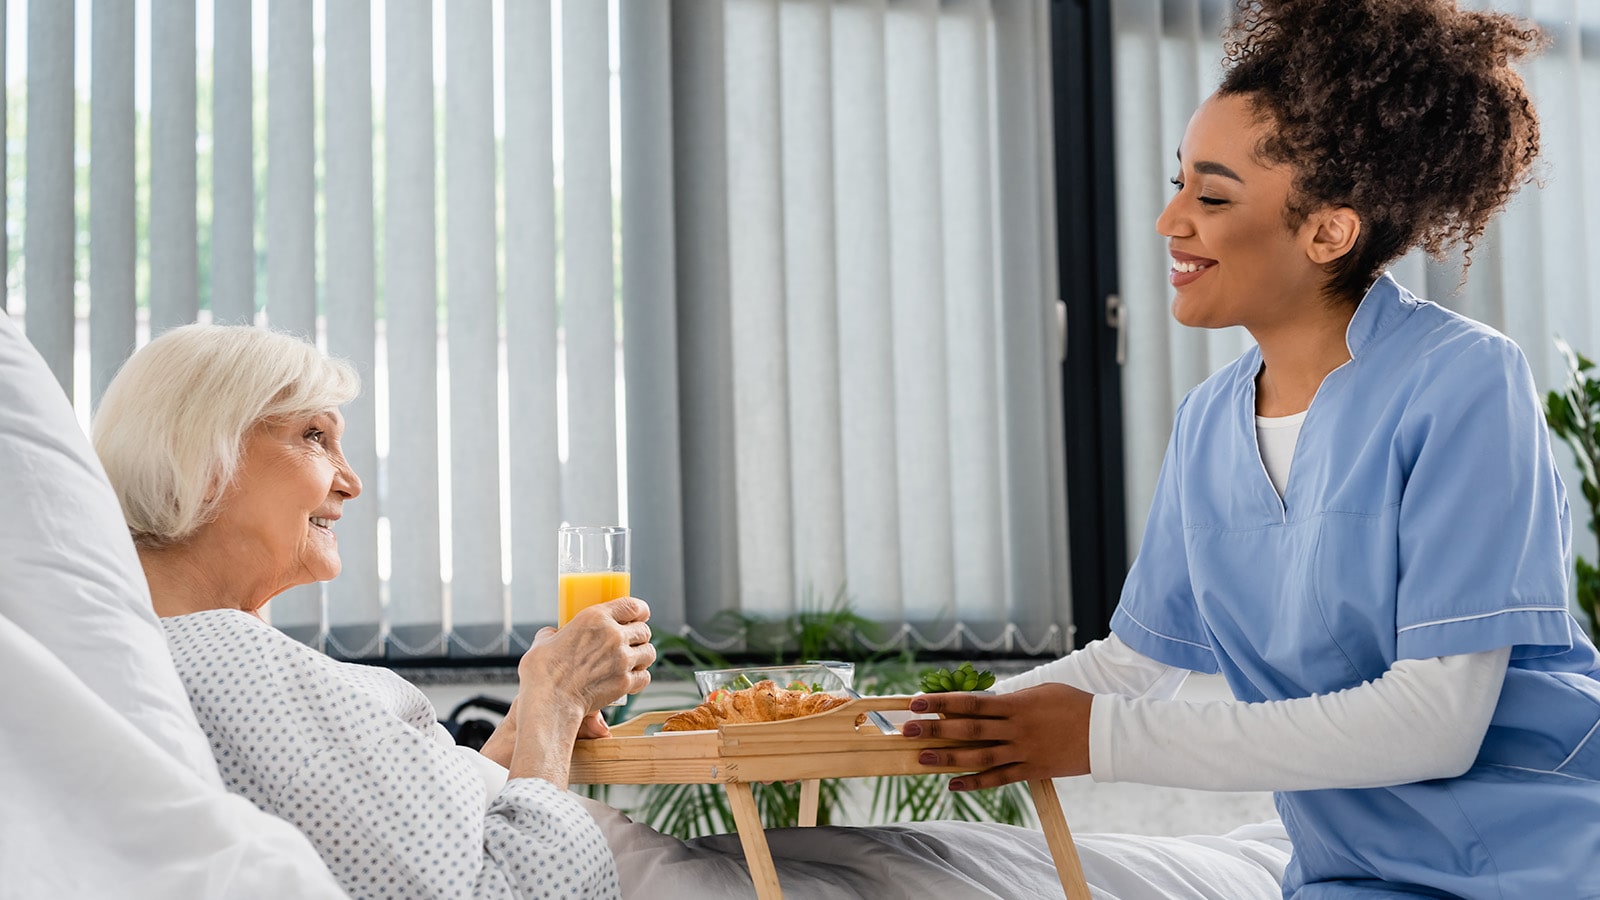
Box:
xmin=163 ymin=608 xmax=619 ymax=900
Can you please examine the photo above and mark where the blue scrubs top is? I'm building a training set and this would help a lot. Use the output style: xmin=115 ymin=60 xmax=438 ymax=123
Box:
xmin=1112 ymin=275 xmax=1600 ymax=898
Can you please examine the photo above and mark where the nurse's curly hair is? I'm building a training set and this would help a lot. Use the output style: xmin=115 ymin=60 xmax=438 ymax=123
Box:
xmin=1219 ymin=0 xmax=1545 ymax=302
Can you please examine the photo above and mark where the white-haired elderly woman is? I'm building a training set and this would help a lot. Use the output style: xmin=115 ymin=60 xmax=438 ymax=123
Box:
xmin=94 ymin=324 xmax=655 ymax=900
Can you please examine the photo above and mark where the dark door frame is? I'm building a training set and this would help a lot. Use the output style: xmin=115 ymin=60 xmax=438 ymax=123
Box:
xmin=1051 ymin=0 xmax=1128 ymax=648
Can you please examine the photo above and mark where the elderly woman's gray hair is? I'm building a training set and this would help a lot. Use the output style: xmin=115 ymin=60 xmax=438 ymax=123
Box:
xmin=93 ymin=324 xmax=360 ymax=548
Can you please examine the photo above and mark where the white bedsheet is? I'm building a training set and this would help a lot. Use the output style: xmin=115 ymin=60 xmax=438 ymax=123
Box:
xmin=579 ymin=796 xmax=1291 ymax=900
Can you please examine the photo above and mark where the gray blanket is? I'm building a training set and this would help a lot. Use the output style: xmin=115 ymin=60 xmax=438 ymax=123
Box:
xmin=580 ymin=797 xmax=1291 ymax=899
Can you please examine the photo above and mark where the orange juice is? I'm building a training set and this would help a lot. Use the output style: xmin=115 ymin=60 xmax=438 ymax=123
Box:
xmin=558 ymin=571 xmax=631 ymax=625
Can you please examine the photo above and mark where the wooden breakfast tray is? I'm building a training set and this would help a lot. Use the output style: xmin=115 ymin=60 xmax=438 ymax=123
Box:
xmin=570 ymin=696 xmax=1091 ymax=900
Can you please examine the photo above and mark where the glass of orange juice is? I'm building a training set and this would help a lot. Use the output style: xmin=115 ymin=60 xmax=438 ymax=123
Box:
xmin=557 ymin=525 xmax=630 ymax=624
xmin=558 ymin=525 xmax=631 ymax=705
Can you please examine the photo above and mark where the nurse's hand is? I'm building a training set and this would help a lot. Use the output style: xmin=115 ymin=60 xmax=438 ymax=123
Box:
xmin=904 ymin=683 xmax=1093 ymax=791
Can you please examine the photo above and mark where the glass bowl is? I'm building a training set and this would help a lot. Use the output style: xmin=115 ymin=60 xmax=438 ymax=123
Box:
xmin=693 ymin=663 xmax=852 ymax=700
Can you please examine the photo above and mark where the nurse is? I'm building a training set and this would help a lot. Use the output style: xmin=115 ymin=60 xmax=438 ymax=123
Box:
xmin=907 ymin=0 xmax=1600 ymax=896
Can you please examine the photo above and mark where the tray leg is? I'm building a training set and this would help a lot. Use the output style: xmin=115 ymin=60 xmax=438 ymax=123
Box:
xmin=725 ymin=782 xmax=784 ymax=900
xmin=798 ymin=779 xmax=820 ymax=827
xmin=1027 ymin=779 xmax=1092 ymax=900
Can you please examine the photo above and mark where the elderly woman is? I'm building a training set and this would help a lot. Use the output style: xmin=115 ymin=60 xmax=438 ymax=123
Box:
xmin=94 ymin=324 xmax=654 ymax=899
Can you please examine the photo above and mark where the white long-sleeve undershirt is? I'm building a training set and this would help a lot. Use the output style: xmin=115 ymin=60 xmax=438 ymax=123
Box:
xmin=996 ymin=635 xmax=1508 ymax=792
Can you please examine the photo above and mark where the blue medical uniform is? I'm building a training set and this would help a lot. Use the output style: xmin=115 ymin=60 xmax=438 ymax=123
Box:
xmin=1112 ymin=275 xmax=1600 ymax=898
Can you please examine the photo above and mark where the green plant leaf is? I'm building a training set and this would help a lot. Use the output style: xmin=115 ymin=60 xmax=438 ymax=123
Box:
xmin=652 ymin=632 xmax=731 ymax=675
xmin=1550 ymin=338 xmax=1600 ymax=646
xmin=1576 ymin=558 xmax=1600 ymax=641
xmin=1545 ymin=391 xmax=1572 ymax=434
xmin=634 ymin=780 xmax=738 ymax=839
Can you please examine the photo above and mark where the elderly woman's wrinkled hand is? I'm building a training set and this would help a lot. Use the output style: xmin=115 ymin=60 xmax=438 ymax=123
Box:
xmin=901 ymin=683 xmax=1093 ymax=791
xmin=521 ymin=597 xmax=656 ymax=714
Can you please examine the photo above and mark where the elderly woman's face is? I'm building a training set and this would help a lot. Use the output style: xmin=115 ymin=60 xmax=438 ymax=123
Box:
xmin=207 ymin=409 xmax=361 ymax=599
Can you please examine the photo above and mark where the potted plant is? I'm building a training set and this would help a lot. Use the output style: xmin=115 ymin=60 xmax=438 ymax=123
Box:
xmin=1543 ymin=337 xmax=1600 ymax=643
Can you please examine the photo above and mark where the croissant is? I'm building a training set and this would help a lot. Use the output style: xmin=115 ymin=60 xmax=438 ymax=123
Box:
xmin=661 ymin=679 xmax=850 ymax=732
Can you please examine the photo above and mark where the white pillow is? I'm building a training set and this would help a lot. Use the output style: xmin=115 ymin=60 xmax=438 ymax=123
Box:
xmin=0 ymin=311 xmax=221 ymax=780
xmin=0 ymin=312 xmax=348 ymax=897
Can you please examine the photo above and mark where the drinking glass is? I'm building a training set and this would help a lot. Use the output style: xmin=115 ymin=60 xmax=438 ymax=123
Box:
xmin=557 ymin=525 xmax=631 ymax=706
xmin=557 ymin=525 xmax=630 ymax=625
xmin=804 ymin=660 xmax=857 ymax=691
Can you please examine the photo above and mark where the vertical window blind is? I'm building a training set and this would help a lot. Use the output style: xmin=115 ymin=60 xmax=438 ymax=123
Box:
xmin=1111 ymin=0 xmax=1600 ymax=583
xmin=4 ymin=0 xmax=1070 ymax=659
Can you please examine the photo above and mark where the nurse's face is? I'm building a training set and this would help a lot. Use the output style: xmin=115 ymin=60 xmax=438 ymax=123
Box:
xmin=1155 ymin=92 xmax=1334 ymax=331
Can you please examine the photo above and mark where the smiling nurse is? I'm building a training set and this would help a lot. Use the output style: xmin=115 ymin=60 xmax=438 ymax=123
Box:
xmin=909 ymin=1 xmax=1600 ymax=897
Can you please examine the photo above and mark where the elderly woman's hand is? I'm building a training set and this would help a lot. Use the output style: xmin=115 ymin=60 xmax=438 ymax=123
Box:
xmin=520 ymin=597 xmax=656 ymax=715
xmin=505 ymin=597 xmax=655 ymax=787
xmin=903 ymin=683 xmax=1093 ymax=791
xmin=480 ymin=695 xmax=614 ymax=769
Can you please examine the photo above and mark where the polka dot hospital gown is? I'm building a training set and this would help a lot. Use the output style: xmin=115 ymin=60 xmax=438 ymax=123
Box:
xmin=163 ymin=608 xmax=620 ymax=900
